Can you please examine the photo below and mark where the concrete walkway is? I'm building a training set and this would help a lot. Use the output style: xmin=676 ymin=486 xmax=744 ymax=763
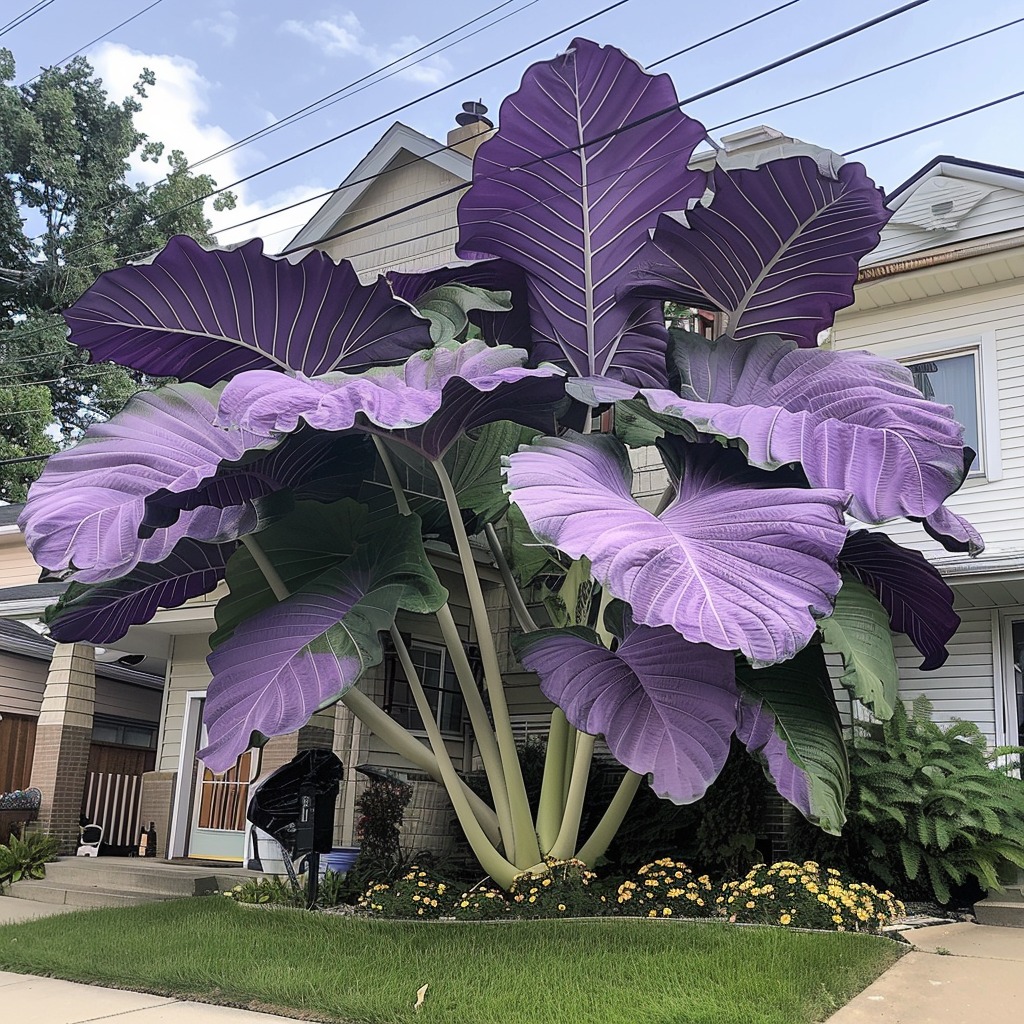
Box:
xmin=826 ymin=921 xmax=1024 ymax=1022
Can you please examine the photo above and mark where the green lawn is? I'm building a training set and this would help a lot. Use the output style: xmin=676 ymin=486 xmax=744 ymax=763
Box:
xmin=0 ymin=898 xmax=901 ymax=1024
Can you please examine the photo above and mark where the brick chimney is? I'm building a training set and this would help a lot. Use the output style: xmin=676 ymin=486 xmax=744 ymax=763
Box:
xmin=447 ymin=100 xmax=494 ymax=160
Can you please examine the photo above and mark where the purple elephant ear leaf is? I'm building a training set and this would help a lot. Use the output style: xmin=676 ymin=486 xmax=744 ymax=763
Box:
xmin=624 ymin=332 xmax=969 ymax=524
xmin=141 ymin=431 xmax=375 ymax=535
xmin=19 ymin=383 xmax=282 ymax=583
xmin=916 ymin=505 xmax=985 ymax=555
xmin=840 ymin=530 xmax=960 ymax=670
xmin=515 ymin=619 xmax=739 ymax=803
xmin=456 ymin=38 xmax=707 ymax=385
xmin=199 ymin=514 xmax=447 ymax=773
xmin=63 ymin=235 xmax=433 ymax=383
xmin=633 ymin=157 xmax=890 ymax=347
xmin=219 ymin=340 xmax=566 ymax=461
xmin=736 ymin=645 xmax=849 ymax=835
xmin=43 ymin=539 xmax=236 ymax=645
xmin=504 ymin=432 xmax=847 ymax=665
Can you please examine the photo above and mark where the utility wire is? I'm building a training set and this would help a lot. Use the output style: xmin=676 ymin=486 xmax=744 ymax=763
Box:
xmin=843 ymin=89 xmax=1024 ymax=156
xmin=647 ymin=0 xmax=804 ymax=68
xmin=708 ymin=12 xmax=1024 ymax=133
xmin=61 ymin=0 xmax=633 ymax=264
xmin=0 ymin=0 xmax=57 ymax=38
xmin=19 ymin=0 xmax=165 ymax=88
xmin=277 ymin=0 xmax=931 ymax=257
xmin=199 ymin=0 xmax=810 ymax=245
xmin=79 ymin=0 xmax=550 ymax=227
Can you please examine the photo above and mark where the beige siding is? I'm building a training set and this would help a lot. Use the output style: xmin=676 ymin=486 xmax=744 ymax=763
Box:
xmin=0 ymin=534 xmax=41 ymax=587
xmin=834 ymin=275 xmax=1024 ymax=554
xmin=322 ymin=155 xmax=462 ymax=279
xmin=95 ymin=677 xmax=162 ymax=725
xmin=158 ymin=633 xmax=210 ymax=773
xmin=0 ymin=650 xmax=47 ymax=715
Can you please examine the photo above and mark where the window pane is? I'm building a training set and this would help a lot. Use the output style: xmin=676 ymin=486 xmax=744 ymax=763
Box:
xmin=907 ymin=353 xmax=980 ymax=468
xmin=1013 ymin=621 xmax=1024 ymax=748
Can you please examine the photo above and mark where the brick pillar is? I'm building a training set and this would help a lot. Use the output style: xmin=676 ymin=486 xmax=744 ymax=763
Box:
xmin=29 ymin=643 xmax=96 ymax=853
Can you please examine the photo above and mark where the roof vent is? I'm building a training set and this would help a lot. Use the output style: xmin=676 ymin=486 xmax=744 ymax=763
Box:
xmin=931 ymin=200 xmax=955 ymax=216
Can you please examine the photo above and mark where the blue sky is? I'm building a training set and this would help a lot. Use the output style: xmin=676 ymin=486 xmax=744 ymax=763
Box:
xmin=5 ymin=0 xmax=1024 ymax=252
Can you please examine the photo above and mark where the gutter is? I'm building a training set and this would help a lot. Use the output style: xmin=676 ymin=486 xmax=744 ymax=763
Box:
xmin=858 ymin=234 xmax=1024 ymax=282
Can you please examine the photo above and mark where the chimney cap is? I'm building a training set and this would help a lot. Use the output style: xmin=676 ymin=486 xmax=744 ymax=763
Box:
xmin=456 ymin=100 xmax=492 ymax=129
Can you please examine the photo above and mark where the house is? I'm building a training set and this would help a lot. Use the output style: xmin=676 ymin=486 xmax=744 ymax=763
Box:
xmin=828 ymin=155 xmax=1024 ymax=751
xmin=0 ymin=507 xmax=163 ymax=851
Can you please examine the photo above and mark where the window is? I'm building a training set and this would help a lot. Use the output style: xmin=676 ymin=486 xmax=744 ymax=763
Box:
xmin=1011 ymin=621 xmax=1024 ymax=749
xmin=884 ymin=331 xmax=1001 ymax=483
xmin=385 ymin=642 xmax=466 ymax=735
xmin=91 ymin=716 xmax=156 ymax=749
xmin=906 ymin=351 xmax=982 ymax=472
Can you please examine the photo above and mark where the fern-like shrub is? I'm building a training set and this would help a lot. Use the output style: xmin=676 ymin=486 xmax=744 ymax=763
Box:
xmin=790 ymin=697 xmax=1024 ymax=905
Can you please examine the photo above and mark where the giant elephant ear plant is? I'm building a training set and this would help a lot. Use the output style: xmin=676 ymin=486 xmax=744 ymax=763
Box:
xmin=21 ymin=38 xmax=978 ymax=888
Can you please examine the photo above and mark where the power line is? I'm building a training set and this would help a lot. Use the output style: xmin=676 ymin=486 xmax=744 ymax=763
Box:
xmin=79 ymin=0 xmax=548 ymax=229
xmin=278 ymin=0 xmax=931 ymax=257
xmin=708 ymin=13 xmax=1024 ymax=133
xmin=842 ymin=89 xmax=1024 ymax=156
xmin=204 ymin=0 xmax=809 ymax=245
xmin=61 ymin=0 xmax=633 ymax=264
xmin=647 ymin=0 xmax=804 ymax=69
xmin=0 ymin=452 xmax=53 ymax=465
xmin=189 ymin=0 xmax=542 ymax=174
xmin=19 ymin=0 xmax=165 ymax=88
xmin=0 ymin=0 xmax=57 ymax=38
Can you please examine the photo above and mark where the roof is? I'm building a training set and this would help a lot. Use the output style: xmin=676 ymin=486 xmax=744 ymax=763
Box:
xmin=0 ymin=617 xmax=164 ymax=690
xmin=284 ymin=121 xmax=473 ymax=254
xmin=0 ymin=504 xmax=24 ymax=527
xmin=886 ymin=155 xmax=1024 ymax=206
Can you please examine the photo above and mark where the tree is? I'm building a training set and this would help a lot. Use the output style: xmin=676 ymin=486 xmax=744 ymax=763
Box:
xmin=0 ymin=47 xmax=235 ymax=501
xmin=19 ymin=39 xmax=978 ymax=888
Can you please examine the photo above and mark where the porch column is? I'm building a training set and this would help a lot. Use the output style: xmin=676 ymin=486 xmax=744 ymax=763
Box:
xmin=29 ymin=643 xmax=96 ymax=853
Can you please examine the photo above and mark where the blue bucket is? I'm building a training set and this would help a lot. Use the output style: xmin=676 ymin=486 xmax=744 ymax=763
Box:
xmin=320 ymin=847 xmax=360 ymax=876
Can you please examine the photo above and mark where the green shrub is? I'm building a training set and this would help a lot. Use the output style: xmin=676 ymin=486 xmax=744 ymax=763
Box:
xmin=352 ymin=776 xmax=412 ymax=882
xmin=789 ymin=697 xmax=1024 ymax=905
xmin=507 ymin=856 xmax=608 ymax=917
xmin=360 ymin=866 xmax=450 ymax=918
xmin=615 ymin=859 xmax=715 ymax=918
xmin=222 ymin=875 xmax=303 ymax=906
xmin=451 ymin=887 xmax=513 ymax=920
xmin=610 ymin=739 xmax=769 ymax=875
xmin=0 ymin=831 xmax=59 ymax=890
xmin=718 ymin=861 xmax=904 ymax=933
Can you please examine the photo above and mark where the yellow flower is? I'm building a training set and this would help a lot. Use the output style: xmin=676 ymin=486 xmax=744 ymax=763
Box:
xmin=745 ymin=901 xmax=755 ymax=909
xmin=558 ymin=904 xmax=566 ymax=912
xmin=648 ymin=909 xmax=658 ymax=918
xmin=663 ymin=907 xmax=672 ymax=916
xmin=528 ymin=896 xmax=536 ymax=903
xmin=780 ymin=913 xmax=792 ymax=925
xmin=460 ymin=900 xmax=469 ymax=908
xmin=832 ymin=915 xmax=843 ymax=924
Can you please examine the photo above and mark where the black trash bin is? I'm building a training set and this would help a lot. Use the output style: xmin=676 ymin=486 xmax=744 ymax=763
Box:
xmin=246 ymin=749 xmax=344 ymax=907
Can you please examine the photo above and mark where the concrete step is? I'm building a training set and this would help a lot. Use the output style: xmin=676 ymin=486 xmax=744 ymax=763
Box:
xmin=974 ymin=897 xmax=1024 ymax=928
xmin=7 ymin=881 xmax=179 ymax=909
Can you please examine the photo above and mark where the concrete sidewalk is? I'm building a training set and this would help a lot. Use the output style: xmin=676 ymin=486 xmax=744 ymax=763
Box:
xmin=0 ymin=972 xmax=310 ymax=1023
xmin=826 ymin=921 xmax=1024 ymax=1022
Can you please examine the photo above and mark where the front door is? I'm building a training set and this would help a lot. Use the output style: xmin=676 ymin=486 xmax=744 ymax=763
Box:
xmin=187 ymin=706 xmax=259 ymax=861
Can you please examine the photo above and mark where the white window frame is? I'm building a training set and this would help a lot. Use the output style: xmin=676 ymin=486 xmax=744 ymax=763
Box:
xmin=880 ymin=330 xmax=1001 ymax=483
xmin=992 ymin=609 xmax=1024 ymax=758
xmin=385 ymin=639 xmax=467 ymax=737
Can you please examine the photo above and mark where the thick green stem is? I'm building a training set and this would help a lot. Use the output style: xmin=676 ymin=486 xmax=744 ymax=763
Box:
xmin=575 ymin=770 xmax=642 ymax=866
xmin=549 ymin=732 xmax=595 ymax=860
xmin=536 ymin=709 xmax=569 ymax=855
xmin=432 ymin=457 xmax=540 ymax=867
xmin=483 ymin=522 xmax=537 ymax=633
xmin=389 ymin=626 xmax=517 ymax=886
xmin=372 ymin=436 xmax=513 ymax=856
xmin=238 ymin=532 xmax=501 ymax=844
xmin=435 ymin=604 xmax=514 ymax=855
xmin=339 ymin=687 xmax=500 ymax=846
xmin=562 ymin=723 xmax=578 ymax=805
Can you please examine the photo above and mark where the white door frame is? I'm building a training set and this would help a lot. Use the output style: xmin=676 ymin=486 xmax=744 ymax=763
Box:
xmin=167 ymin=690 xmax=207 ymax=859
xmin=993 ymin=609 xmax=1024 ymax=750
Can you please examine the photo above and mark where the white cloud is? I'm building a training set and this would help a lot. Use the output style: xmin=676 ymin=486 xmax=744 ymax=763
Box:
xmin=194 ymin=10 xmax=240 ymax=48
xmin=89 ymin=42 xmax=326 ymax=253
xmin=281 ymin=13 xmax=451 ymax=85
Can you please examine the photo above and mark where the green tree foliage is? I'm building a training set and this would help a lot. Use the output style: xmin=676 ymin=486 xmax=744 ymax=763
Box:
xmin=790 ymin=697 xmax=1024 ymax=905
xmin=0 ymin=47 xmax=235 ymax=500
